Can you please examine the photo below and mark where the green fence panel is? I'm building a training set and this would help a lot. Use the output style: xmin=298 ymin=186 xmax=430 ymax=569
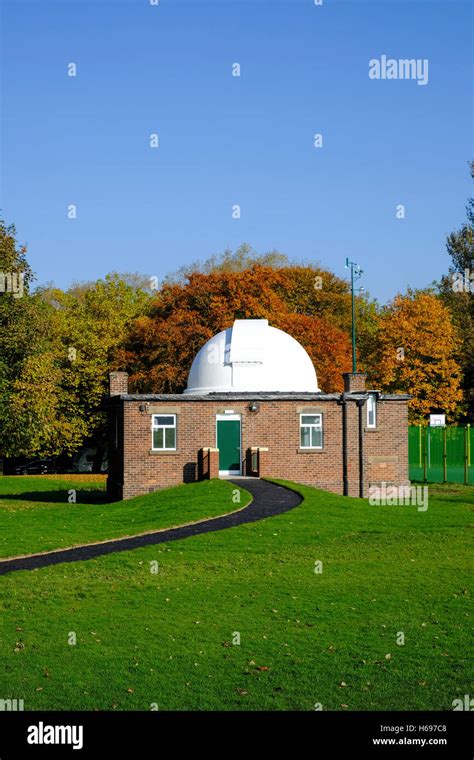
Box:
xmin=471 ymin=426 xmax=474 ymax=485
xmin=427 ymin=427 xmax=444 ymax=483
xmin=409 ymin=425 xmax=473 ymax=485
xmin=408 ymin=426 xmax=423 ymax=482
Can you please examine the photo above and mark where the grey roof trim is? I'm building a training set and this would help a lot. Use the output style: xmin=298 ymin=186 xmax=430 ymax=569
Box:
xmin=379 ymin=394 xmax=412 ymax=401
xmin=117 ymin=392 xmax=341 ymax=401
xmin=114 ymin=391 xmax=412 ymax=402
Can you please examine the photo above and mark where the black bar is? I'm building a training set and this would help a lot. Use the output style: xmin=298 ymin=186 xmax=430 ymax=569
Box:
xmin=0 ymin=710 xmax=471 ymax=758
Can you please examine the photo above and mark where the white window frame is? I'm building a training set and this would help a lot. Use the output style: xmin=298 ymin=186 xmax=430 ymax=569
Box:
xmin=367 ymin=394 xmax=377 ymax=429
xmin=152 ymin=414 xmax=177 ymax=451
xmin=299 ymin=413 xmax=323 ymax=450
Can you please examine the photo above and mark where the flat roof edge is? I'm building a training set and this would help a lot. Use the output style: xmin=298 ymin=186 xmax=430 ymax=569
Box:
xmin=112 ymin=392 xmax=412 ymax=402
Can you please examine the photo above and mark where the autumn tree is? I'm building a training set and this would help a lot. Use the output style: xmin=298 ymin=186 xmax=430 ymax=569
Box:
xmin=273 ymin=265 xmax=380 ymax=369
xmin=438 ymin=160 xmax=474 ymax=419
xmin=167 ymin=245 xmax=379 ymax=363
xmin=273 ymin=312 xmax=353 ymax=392
xmin=165 ymin=243 xmax=291 ymax=283
xmin=369 ymin=290 xmax=464 ymax=422
xmin=120 ymin=265 xmax=353 ymax=393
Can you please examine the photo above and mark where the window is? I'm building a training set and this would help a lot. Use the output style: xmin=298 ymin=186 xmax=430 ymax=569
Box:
xmin=152 ymin=414 xmax=176 ymax=450
xmin=300 ymin=414 xmax=323 ymax=449
xmin=367 ymin=394 xmax=377 ymax=429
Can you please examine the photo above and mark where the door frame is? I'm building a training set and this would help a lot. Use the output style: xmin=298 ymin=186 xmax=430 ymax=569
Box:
xmin=215 ymin=414 xmax=242 ymax=475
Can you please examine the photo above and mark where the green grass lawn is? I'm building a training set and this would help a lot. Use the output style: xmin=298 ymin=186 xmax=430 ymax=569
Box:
xmin=0 ymin=476 xmax=472 ymax=711
xmin=0 ymin=475 xmax=249 ymax=558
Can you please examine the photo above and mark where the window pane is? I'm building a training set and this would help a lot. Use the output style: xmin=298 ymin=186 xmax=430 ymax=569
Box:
xmin=311 ymin=427 xmax=322 ymax=448
xmin=153 ymin=428 xmax=164 ymax=449
xmin=164 ymin=427 xmax=176 ymax=449
xmin=301 ymin=426 xmax=311 ymax=447
xmin=157 ymin=415 xmax=174 ymax=426
xmin=367 ymin=395 xmax=376 ymax=427
xmin=301 ymin=415 xmax=319 ymax=425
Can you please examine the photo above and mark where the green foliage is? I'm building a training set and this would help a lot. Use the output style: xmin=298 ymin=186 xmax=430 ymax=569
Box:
xmin=0 ymin=220 xmax=62 ymax=456
xmin=0 ymin=219 xmax=33 ymax=291
xmin=26 ymin=274 xmax=152 ymax=458
xmin=0 ymin=226 xmax=152 ymax=458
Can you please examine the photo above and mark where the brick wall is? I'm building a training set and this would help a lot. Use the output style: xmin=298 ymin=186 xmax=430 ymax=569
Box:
xmin=365 ymin=400 xmax=409 ymax=489
xmin=109 ymin=372 xmax=129 ymax=396
xmin=343 ymin=372 xmax=367 ymax=392
xmin=107 ymin=395 xmax=409 ymax=500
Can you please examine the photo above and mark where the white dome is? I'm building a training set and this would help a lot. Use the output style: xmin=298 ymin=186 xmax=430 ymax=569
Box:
xmin=184 ymin=319 xmax=319 ymax=394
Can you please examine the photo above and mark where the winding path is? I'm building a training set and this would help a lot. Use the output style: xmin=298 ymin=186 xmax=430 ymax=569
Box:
xmin=0 ymin=478 xmax=301 ymax=576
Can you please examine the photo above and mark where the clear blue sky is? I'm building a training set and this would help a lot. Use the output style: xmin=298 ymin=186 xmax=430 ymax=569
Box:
xmin=2 ymin=0 xmax=472 ymax=303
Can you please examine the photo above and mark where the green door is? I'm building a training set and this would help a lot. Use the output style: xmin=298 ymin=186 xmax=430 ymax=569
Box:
xmin=217 ymin=419 xmax=241 ymax=473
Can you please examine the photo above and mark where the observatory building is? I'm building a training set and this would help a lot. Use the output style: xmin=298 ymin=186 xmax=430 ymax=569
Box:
xmin=107 ymin=319 xmax=410 ymax=500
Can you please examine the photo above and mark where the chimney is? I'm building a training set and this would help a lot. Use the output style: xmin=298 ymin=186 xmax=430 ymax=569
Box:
xmin=343 ymin=372 xmax=367 ymax=393
xmin=109 ymin=371 xmax=129 ymax=396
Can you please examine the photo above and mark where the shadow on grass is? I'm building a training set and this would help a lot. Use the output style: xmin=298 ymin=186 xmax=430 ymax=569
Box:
xmin=0 ymin=489 xmax=110 ymax=505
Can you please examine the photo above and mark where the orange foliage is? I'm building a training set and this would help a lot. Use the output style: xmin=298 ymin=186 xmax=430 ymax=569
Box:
xmin=274 ymin=313 xmax=352 ymax=392
xmin=119 ymin=266 xmax=353 ymax=393
xmin=370 ymin=292 xmax=464 ymax=422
